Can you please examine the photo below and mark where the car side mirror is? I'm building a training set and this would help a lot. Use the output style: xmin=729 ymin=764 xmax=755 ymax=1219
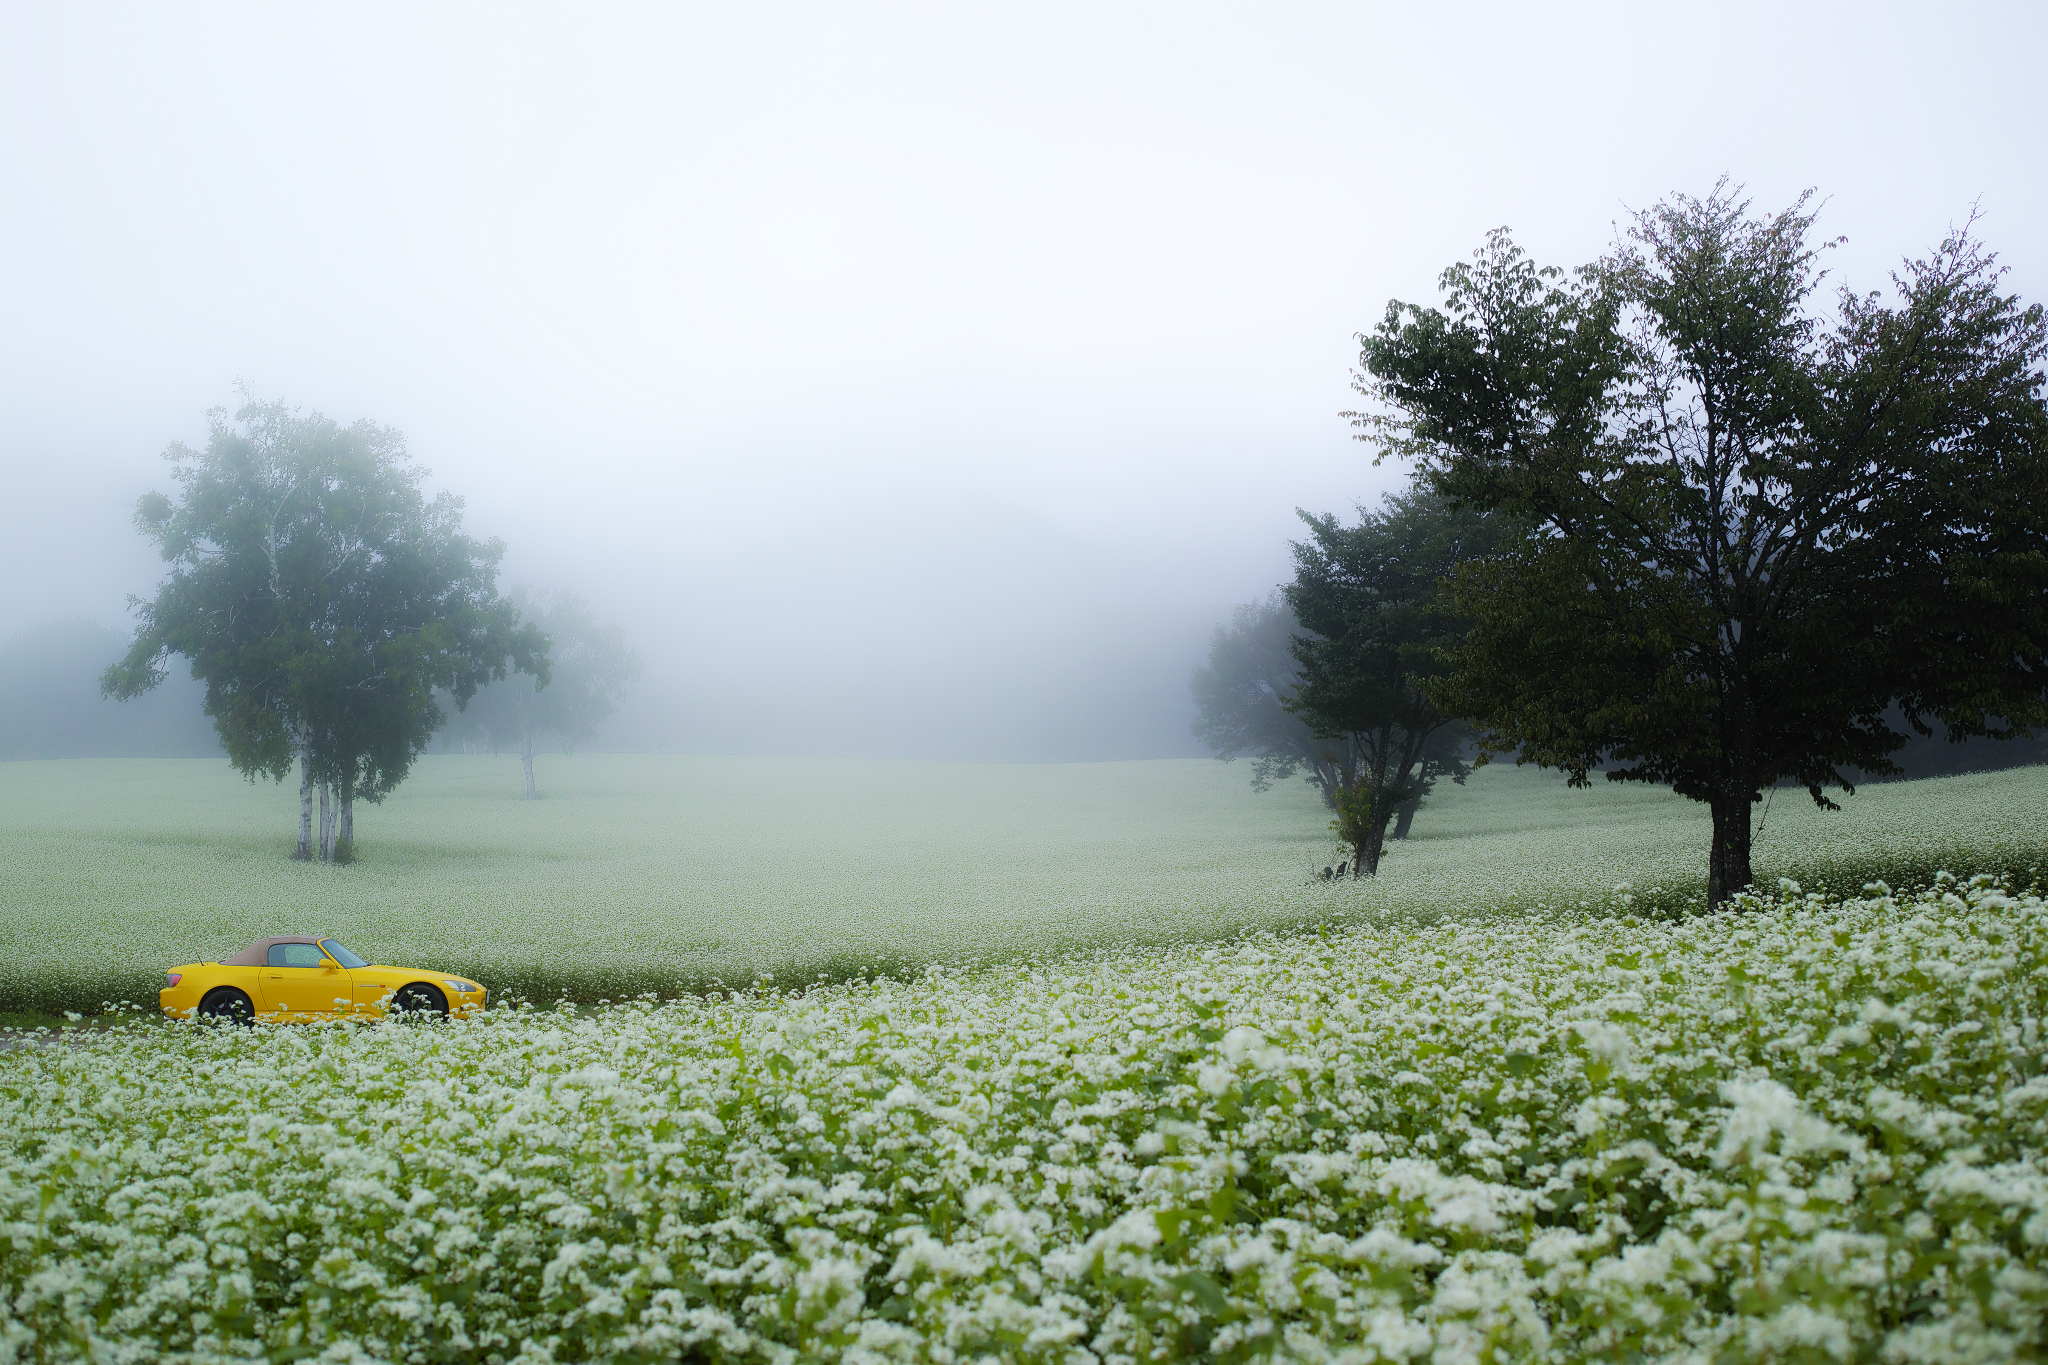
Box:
xmin=324 ymin=960 xmax=341 ymax=972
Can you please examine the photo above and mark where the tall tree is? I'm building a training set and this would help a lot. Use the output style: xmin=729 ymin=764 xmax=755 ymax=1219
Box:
xmin=103 ymin=397 xmax=547 ymax=859
xmin=1355 ymin=185 xmax=2048 ymax=903
xmin=1283 ymin=484 xmax=1497 ymax=875
xmin=445 ymin=589 xmax=641 ymax=798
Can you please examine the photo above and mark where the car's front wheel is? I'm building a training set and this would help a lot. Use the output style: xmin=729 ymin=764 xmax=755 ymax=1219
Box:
xmin=196 ymin=987 xmax=254 ymax=1026
xmin=388 ymin=983 xmax=448 ymax=1018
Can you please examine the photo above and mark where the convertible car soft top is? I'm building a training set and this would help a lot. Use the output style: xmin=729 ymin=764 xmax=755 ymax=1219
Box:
xmin=218 ymin=935 xmax=332 ymax=966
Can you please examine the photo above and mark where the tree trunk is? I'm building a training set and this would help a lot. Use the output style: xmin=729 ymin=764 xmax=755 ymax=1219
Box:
xmin=337 ymin=787 xmax=355 ymax=863
xmin=1708 ymin=794 xmax=1754 ymax=907
xmin=1357 ymin=807 xmax=1396 ymax=876
xmin=1312 ymin=749 xmax=1352 ymax=810
xmin=1392 ymin=798 xmax=1419 ymax=840
xmin=521 ymin=732 xmax=537 ymax=800
xmin=295 ymin=739 xmax=314 ymax=861
xmin=318 ymin=780 xmax=334 ymax=863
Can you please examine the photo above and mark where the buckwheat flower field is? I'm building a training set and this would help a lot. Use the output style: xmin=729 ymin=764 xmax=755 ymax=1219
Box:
xmin=3 ymin=876 xmax=2044 ymax=1361
xmin=5 ymin=756 xmax=2045 ymax=1358
xmin=4 ymin=756 xmax=2045 ymax=1014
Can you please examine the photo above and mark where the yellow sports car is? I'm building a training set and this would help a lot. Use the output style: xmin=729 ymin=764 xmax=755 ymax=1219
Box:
xmin=160 ymin=936 xmax=486 ymax=1023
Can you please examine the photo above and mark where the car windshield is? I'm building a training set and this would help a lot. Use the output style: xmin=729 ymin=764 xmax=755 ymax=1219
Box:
xmin=320 ymin=939 xmax=369 ymax=969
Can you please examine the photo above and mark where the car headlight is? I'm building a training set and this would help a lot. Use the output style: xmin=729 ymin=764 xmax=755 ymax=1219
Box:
xmin=443 ymin=980 xmax=478 ymax=993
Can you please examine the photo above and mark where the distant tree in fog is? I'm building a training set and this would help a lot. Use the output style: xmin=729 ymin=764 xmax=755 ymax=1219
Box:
xmin=0 ymin=621 xmax=218 ymax=759
xmin=1191 ymin=596 xmax=1354 ymax=804
xmin=102 ymin=397 xmax=546 ymax=859
xmin=1283 ymin=484 xmax=1500 ymax=875
xmin=1192 ymin=593 xmax=1440 ymax=840
xmin=442 ymin=589 xmax=640 ymax=799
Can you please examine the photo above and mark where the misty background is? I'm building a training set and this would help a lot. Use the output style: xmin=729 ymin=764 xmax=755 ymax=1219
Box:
xmin=4 ymin=1 xmax=2044 ymax=762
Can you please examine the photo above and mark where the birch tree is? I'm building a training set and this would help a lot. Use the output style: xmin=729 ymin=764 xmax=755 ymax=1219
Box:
xmin=445 ymin=589 xmax=640 ymax=798
xmin=104 ymin=397 xmax=545 ymax=859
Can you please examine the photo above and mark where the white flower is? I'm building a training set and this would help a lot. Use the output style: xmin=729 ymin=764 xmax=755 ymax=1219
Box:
xmin=4 ymin=870 xmax=2042 ymax=1363
xmin=1196 ymin=1060 xmax=1235 ymax=1097
xmin=1714 ymin=1079 xmax=1844 ymax=1168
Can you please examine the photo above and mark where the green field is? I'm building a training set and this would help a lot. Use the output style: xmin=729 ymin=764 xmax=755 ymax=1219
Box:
xmin=6 ymin=879 xmax=2044 ymax=1360
xmin=6 ymin=756 xmax=2048 ymax=1359
xmin=3 ymin=753 xmax=2044 ymax=1014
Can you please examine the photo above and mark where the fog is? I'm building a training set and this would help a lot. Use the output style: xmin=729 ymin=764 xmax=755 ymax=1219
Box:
xmin=4 ymin=1 xmax=2043 ymax=760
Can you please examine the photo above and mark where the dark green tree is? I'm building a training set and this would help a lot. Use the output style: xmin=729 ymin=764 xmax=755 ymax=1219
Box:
xmin=103 ymin=398 xmax=547 ymax=859
xmin=442 ymin=589 xmax=641 ymax=799
xmin=1282 ymin=484 xmax=1498 ymax=875
xmin=1355 ymin=184 xmax=2048 ymax=903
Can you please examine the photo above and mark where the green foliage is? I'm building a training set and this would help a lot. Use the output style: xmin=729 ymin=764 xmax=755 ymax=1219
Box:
xmin=3 ymin=756 xmax=2046 ymax=1016
xmin=1355 ymin=184 xmax=2048 ymax=903
xmin=101 ymin=398 xmax=548 ymax=840
xmin=1326 ymin=781 xmax=1373 ymax=875
xmin=1283 ymin=483 xmax=1501 ymax=871
xmin=4 ymin=879 xmax=2045 ymax=1359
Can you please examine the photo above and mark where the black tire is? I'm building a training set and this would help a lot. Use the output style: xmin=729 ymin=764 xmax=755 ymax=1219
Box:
xmin=196 ymin=988 xmax=255 ymax=1026
xmin=389 ymin=983 xmax=449 ymax=1018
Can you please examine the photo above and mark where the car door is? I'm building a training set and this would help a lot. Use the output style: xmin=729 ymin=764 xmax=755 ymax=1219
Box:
xmin=259 ymin=942 xmax=352 ymax=1016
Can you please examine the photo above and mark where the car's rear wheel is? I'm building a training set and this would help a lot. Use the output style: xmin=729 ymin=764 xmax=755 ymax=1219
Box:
xmin=389 ymin=983 xmax=448 ymax=1018
xmin=196 ymin=987 xmax=254 ymax=1026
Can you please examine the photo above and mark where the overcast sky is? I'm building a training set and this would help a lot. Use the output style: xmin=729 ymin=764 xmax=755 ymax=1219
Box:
xmin=3 ymin=1 xmax=2043 ymax=759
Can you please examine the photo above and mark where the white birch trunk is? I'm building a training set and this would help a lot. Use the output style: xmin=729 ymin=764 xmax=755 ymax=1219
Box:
xmin=318 ymin=780 xmax=334 ymax=863
xmin=338 ymin=791 xmax=354 ymax=860
xmin=521 ymin=731 xmax=537 ymax=800
xmin=296 ymin=727 xmax=315 ymax=860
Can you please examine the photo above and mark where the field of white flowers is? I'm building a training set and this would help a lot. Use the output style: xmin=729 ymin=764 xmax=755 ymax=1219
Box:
xmin=3 ymin=756 xmax=2045 ymax=1014
xmin=4 ymin=876 xmax=2043 ymax=1362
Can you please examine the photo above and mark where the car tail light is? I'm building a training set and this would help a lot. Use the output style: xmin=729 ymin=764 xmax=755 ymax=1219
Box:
xmin=165 ymin=973 xmax=183 ymax=988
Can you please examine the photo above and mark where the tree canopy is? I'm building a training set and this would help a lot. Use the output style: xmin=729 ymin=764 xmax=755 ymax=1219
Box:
xmin=103 ymin=398 xmax=546 ymax=859
xmin=1354 ymin=185 xmax=2048 ymax=903
xmin=1282 ymin=483 xmax=1498 ymax=875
